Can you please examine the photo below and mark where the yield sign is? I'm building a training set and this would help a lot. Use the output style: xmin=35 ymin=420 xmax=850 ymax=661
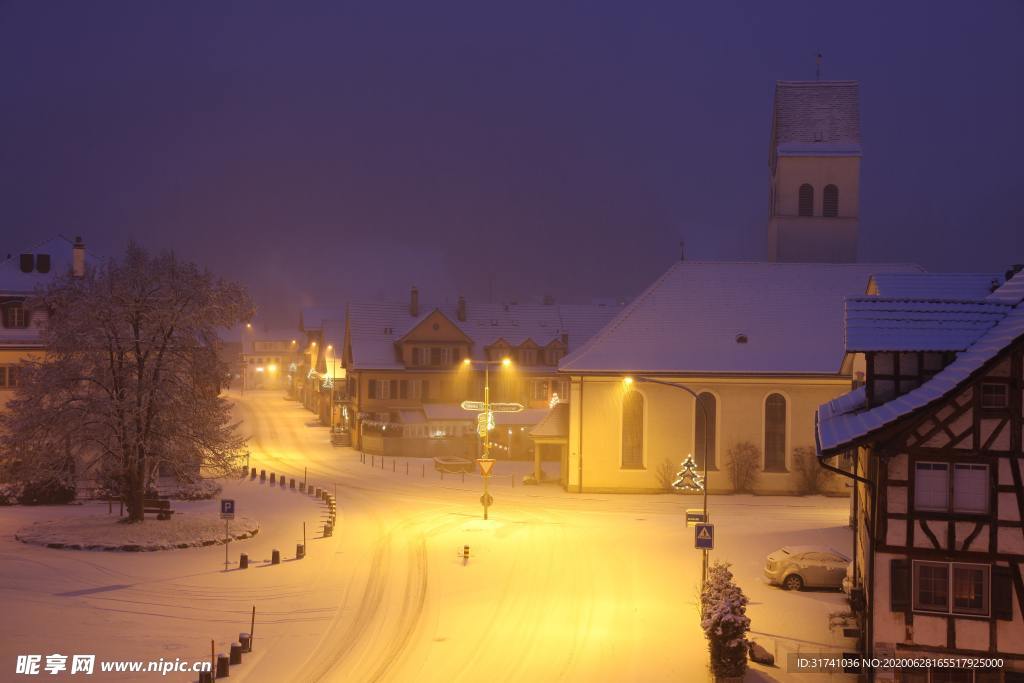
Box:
xmin=476 ymin=458 xmax=496 ymax=477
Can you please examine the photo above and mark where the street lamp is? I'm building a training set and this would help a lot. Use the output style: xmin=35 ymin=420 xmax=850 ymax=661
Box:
xmin=460 ymin=357 xmax=520 ymax=519
xmin=625 ymin=375 xmax=712 ymax=588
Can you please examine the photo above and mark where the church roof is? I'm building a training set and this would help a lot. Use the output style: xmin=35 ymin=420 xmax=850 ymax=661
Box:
xmin=558 ymin=261 xmax=922 ymax=376
xmin=771 ymin=81 xmax=861 ymax=158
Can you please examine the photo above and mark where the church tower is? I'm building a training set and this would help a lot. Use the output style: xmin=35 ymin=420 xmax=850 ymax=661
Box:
xmin=767 ymin=80 xmax=861 ymax=262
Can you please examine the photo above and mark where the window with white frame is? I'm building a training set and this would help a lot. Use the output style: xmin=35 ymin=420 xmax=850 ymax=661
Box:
xmin=913 ymin=462 xmax=989 ymax=514
xmin=531 ymin=380 xmax=549 ymax=401
xmin=913 ymin=561 xmax=989 ymax=616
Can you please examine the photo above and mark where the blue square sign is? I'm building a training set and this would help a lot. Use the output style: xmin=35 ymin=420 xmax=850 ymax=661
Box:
xmin=220 ymin=499 xmax=235 ymax=519
xmin=694 ymin=523 xmax=714 ymax=550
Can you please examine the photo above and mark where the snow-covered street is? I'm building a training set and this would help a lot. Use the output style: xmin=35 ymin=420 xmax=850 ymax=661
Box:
xmin=1 ymin=390 xmax=857 ymax=681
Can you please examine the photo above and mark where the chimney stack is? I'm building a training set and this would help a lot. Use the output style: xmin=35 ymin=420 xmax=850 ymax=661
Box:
xmin=457 ymin=296 xmax=466 ymax=322
xmin=409 ymin=286 xmax=419 ymax=317
xmin=72 ymin=237 xmax=85 ymax=278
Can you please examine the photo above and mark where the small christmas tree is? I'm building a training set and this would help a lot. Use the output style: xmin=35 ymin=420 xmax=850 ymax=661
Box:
xmin=701 ymin=561 xmax=750 ymax=680
xmin=672 ymin=454 xmax=704 ymax=492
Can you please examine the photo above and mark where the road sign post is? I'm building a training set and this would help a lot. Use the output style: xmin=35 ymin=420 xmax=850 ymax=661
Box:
xmin=476 ymin=458 xmax=495 ymax=519
xmin=221 ymin=500 xmax=235 ymax=571
xmin=694 ymin=523 xmax=714 ymax=550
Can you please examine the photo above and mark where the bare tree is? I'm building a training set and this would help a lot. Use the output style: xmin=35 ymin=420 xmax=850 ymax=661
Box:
xmin=725 ymin=441 xmax=761 ymax=493
xmin=0 ymin=245 xmax=253 ymax=521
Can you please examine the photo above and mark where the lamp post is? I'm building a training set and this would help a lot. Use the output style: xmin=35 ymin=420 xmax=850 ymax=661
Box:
xmin=460 ymin=357 xmax=520 ymax=519
xmin=625 ymin=375 xmax=711 ymax=588
xmin=241 ymin=322 xmax=253 ymax=396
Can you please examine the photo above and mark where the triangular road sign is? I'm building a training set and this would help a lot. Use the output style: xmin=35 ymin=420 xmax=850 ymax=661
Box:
xmin=476 ymin=458 xmax=496 ymax=476
xmin=697 ymin=527 xmax=711 ymax=540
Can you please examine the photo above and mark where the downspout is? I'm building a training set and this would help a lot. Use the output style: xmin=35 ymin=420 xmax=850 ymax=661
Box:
xmin=815 ymin=413 xmax=876 ymax=666
xmin=577 ymin=377 xmax=584 ymax=493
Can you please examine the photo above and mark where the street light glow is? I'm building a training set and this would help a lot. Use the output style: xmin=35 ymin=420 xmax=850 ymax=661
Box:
xmin=623 ymin=376 xmax=634 ymax=387
xmin=501 ymin=357 xmax=511 ymax=367
xmin=462 ymin=357 xmax=472 ymax=366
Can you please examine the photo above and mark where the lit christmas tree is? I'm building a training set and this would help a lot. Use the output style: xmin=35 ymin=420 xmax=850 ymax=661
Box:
xmin=672 ymin=454 xmax=704 ymax=492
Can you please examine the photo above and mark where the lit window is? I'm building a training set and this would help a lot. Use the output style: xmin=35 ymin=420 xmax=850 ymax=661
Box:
xmin=914 ymin=562 xmax=949 ymax=612
xmin=913 ymin=561 xmax=989 ymax=616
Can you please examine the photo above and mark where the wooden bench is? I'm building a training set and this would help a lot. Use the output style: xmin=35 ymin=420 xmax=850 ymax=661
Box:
xmin=143 ymin=498 xmax=174 ymax=520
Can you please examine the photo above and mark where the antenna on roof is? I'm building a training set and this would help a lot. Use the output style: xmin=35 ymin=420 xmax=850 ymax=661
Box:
xmin=815 ymin=52 xmax=822 ymax=80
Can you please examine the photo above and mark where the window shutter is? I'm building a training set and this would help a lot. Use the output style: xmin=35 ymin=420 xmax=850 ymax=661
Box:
xmin=992 ymin=565 xmax=1013 ymax=621
xmin=890 ymin=559 xmax=910 ymax=611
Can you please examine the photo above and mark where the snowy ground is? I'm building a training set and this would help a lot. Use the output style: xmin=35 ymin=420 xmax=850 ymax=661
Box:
xmin=0 ymin=390 xmax=857 ymax=682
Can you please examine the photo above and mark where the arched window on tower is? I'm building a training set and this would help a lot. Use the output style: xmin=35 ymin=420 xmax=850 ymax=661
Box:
xmin=694 ymin=392 xmax=717 ymax=470
xmin=823 ymin=184 xmax=839 ymax=217
xmin=764 ymin=393 xmax=787 ymax=472
xmin=798 ymin=184 xmax=814 ymax=216
xmin=621 ymin=389 xmax=644 ymax=469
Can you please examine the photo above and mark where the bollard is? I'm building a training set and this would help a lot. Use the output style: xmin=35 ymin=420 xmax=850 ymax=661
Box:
xmin=250 ymin=467 xmax=256 ymax=479
xmin=271 ymin=549 xmax=280 ymax=565
xmin=280 ymin=475 xmax=286 ymax=488
xmin=296 ymin=543 xmax=305 ymax=559
xmin=269 ymin=473 xmax=276 ymax=485
xmin=290 ymin=478 xmax=295 ymax=489
xmin=422 ymin=463 xmax=425 ymax=478
xmin=239 ymin=553 xmax=248 ymax=570
xmin=324 ymin=523 xmax=333 ymax=537
xmin=299 ymin=482 xmax=305 ymax=493
xmin=216 ymin=653 xmax=229 ymax=678
xmin=315 ymin=487 xmax=321 ymax=498
xmin=260 ymin=469 xmax=266 ymax=481
xmin=239 ymin=633 xmax=251 ymax=653
xmin=463 ymin=545 xmax=470 ymax=561
xmin=229 ymin=642 xmax=243 ymax=666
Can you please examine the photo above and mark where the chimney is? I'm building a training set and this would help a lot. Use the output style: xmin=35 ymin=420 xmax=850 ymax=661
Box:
xmin=542 ymin=294 xmax=554 ymax=305
xmin=457 ymin=296 xmax=466 ymax=322
xmin=560 ymin=333 xmax=569 ymax=346
xmin=409 ymin=286 xmax=419 ymax=317
xmin=72 ymin=236 xmax=85 ymax=278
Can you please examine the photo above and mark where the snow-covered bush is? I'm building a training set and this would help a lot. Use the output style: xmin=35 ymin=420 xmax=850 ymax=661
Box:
xmin=725 ymin=442 xmax=760 ymax=493
xmin=792 ymin=446 xmax=832 ymax=495
xmin=701 ymin=561 xmax=751 ymax=680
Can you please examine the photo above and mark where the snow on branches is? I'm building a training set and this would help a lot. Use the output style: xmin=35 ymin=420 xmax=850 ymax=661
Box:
xmin=0 ymin=244 xmax=253 ymax=521
xmin=700 ymin=561 xmax=751 ymax=679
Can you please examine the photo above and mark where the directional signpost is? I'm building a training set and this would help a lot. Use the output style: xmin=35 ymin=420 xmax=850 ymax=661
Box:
xmin=460 ymin=394 xmax=523 ymax=520
xmin=220 ymin=499 xmax=235 ymax=571
xmin=694 ymin=523 xmax=715 ymax=550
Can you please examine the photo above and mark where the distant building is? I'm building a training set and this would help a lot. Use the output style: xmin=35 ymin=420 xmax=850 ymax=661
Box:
xmin=768 ymin=80 xmax=861 ymax=263
xmin=556 ymin=260 xmax=924 ymax=494
xmin=0 ymin=236 xmax=90 ymax=415
xmin=341 ymin=288 xmax=619 ymax=460
xmin=240 ymin=326 xmax=301 ymax=392
xmin=817 ymin=267 xmax=1024 ymax=672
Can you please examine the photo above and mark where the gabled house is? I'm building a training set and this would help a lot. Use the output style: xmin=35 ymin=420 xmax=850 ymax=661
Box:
xmin=816 ymin=267 xmax=1024 ymax=677
xmin=342 ymin=288 xmax=619 ymax=459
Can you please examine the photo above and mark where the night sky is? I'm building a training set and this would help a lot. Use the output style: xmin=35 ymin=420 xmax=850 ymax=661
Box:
xmin=2 ymin=1 xmax=1022 ymax=325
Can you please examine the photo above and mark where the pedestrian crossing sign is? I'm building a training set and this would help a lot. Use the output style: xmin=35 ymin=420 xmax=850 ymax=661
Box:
xmin=694 ymin=523 xmax=714 ymax=550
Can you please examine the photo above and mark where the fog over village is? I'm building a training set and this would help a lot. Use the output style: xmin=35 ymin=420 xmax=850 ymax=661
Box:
xmin=1 ymin=3 xmax=1023 ymax=683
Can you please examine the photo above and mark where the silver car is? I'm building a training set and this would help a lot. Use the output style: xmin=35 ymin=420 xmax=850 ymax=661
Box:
xmin=763 ymin=545 xmax=850 ymax=591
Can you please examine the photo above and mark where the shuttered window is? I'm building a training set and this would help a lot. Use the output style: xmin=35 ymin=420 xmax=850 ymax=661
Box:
xmin=890 ymin=559 xmax=911 ymax=611
xmin=621 ymin=390 xmax=644 ymax=469
xmin=694 ymin=392 xmax=717 ymax=470
xmin=914 ymin=562 xmax=949 ymax=612
xmin=798 ymin=184 xmax=814 ymax=216
xmin=823 ymin=184 xmax=839 ymax=217
xmin=992 ymin=566 xmax=1013 ymax=620
xmin=763 ymin=394 xmax=787 ymax=472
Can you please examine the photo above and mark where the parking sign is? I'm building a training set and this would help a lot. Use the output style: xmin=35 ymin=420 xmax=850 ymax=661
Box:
xmin=220 ymin=499 xmax=235 ymax=520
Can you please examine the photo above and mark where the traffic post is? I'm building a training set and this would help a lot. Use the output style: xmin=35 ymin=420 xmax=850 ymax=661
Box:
xmin=476 ymin=457 xmax=495 ymax=519
xmin=221 ymin=499 xmax=235 ymax=571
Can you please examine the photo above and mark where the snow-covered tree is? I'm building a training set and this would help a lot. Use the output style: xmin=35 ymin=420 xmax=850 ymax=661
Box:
xmin=700 ymin=561 xmax=751 ymax=680
xmin=0 ymin=245 xmax=253 ymax=521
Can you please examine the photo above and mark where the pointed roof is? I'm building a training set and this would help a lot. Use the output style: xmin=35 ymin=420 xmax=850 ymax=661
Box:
xmin=0 ymin=235 xmax=97 ymax=293
xmin=559 ymin=261 xmax=922 ymax=375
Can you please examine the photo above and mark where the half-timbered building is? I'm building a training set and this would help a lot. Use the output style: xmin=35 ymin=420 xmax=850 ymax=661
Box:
xmin=817 ymin=268 xmax=1024 ymax=681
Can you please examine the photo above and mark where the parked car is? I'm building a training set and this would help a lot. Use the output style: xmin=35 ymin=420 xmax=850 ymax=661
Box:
xmin=763 ymin=545 xmax=850 ymax=591
xmin=433 ymin=456 xmax=475 ymax=474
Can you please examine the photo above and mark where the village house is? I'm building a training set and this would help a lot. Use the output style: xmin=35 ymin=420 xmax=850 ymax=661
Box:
xmin=816 ymin=267 xmax=1024 ymax=680
xmin=341 ymin=288 xmax=618 ymax=460
xmin=0 ymin=236 xmax=89 ymax=416
xmin=239 ymin=326 xmax=301 ymax=392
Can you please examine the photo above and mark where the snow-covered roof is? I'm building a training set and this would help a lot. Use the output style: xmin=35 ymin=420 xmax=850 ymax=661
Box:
xmin=868 ymin=272 xmax=1003 ymax=300
xmin=818 ymin=302 xmax=1024 ymax=455
xmin=988 ymin=270 xmax=1024 ymax=304
xmin=559 ymin=261 xmax=922 ymax=375
xmin=844 ymin=297 xmax=1010 ymax=352
xmin=529 ymin=402 xmax=569 ymax=439
xmin=771 ymin=81 xmax=860 ymax=156
xmin=0 ymin=235 xmax=97 ymax=293
xmin=346 ymin=300 xmax=620 ymax=371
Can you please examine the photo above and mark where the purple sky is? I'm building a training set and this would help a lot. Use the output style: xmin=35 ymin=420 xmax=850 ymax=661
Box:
xmin=2 ymin=1 xmax=1022 ymax=325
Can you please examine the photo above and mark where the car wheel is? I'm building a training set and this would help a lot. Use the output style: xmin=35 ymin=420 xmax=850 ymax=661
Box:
xmin=783 ymin=574 xmax=804 ymax=591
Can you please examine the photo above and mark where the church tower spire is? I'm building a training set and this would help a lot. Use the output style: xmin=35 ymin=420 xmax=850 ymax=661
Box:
xmin=767 ymin=80 xmax=861 ymax=263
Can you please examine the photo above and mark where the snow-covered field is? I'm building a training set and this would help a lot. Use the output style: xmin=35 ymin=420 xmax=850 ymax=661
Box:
xmin=0 ymin=390 xmax=856 ymax=682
